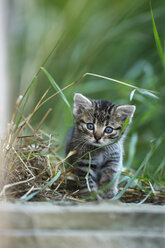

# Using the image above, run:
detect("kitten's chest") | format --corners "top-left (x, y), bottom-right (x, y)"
top-left (79, 152), bottom-right (104, 168)
top-left (79, 147), bottom-right (121, 169)
top-left (91, 153), bottom-right (104, 167)
top-left (87, 152), bottom-right (106, 169)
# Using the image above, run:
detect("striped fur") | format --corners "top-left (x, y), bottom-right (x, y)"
top-left (66, 93), bottom-right (135, 199)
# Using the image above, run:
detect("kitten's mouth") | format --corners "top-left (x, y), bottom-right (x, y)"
top-left (93, 141), bottom-right (102, 146)
top-left (88, 139), bottom-right (103, 146)
top-left (94, 140), bottom-right (100, 144)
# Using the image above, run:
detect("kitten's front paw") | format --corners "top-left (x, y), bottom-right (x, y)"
top-left (101, 187), bottom-right (118, 199)
top-left (78, 188), bottom-right (98, 200)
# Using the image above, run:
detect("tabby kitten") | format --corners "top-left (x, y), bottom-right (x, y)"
top-left (66, 93), bottom-right (136, 199)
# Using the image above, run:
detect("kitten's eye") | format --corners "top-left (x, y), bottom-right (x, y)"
top-left (104, 126), bottom-right (113, 134)
top-left (86, 123), bottom-right (95, 131)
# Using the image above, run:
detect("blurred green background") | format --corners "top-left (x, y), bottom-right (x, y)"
top-left (8, 0), bottom-right (165, 183)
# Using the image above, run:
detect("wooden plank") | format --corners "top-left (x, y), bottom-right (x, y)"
top-left (0, 201), bottom-right (165, 248)
top-left (1, 230), bottom-right (165, 248)
top-left (0, 201), bottom-right (165, 231)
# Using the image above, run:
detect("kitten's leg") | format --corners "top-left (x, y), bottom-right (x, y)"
top-left (75, 165), bottom-right (98, 198)
top-left (99, 164), bottom-right (120, 199)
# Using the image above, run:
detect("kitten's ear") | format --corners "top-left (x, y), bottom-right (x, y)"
top-left (73, 93), bottom-right (92, 116)
top-left (116, 105), bottom-right (136, 120)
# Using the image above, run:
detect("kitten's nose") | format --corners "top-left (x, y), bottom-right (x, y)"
top-left (94, 134), bottom-right (101, 142)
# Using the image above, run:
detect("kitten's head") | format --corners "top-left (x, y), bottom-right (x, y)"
top-left (73, 93), bottom-right (136, 147)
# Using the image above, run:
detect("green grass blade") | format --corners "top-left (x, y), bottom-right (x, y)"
top-left (112, 134), bottom-right (164, 200)
top-left (148, 180), bottom-right (155, 194)
top-left (15, 75), bottom-right (37, 129)
top-left (21, 170), bottom-right (61, 202)
top-left (119, 117), bottom-right (130, 138)
top-left (137, 191), bottom-right (152, 205)
top-left (154, 157), bottom-right (165, 176)
top-left (85, 152), bottom-right (92, 192)
top-left (41, 67), bottom-right (71, 109)
top-left (119, 175), bottom-right (130, 184)
top-left (85, 72), bottom-right (159, 95)
top-left (150, 5), bottom-right (165, 69)
top-left (130, 88), bottom-right (159, 100)
top-left (112, 161), bottom-right (147, 200)
top-left (126, 133), bottom-right (138, 168)
top-left (137, 89), bottom-right (159, 99)
top-left (130, 89), bottom-right (136, 101)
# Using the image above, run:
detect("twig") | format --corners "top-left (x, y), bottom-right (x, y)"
top-left (0, 176), bottom-right (35, 197)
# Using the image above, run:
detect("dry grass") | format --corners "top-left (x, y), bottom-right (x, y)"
top-left (0, 92), bottom-right (82, 204)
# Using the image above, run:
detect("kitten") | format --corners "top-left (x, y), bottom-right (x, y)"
top-left (65, 93), bottom-right (136, 199)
